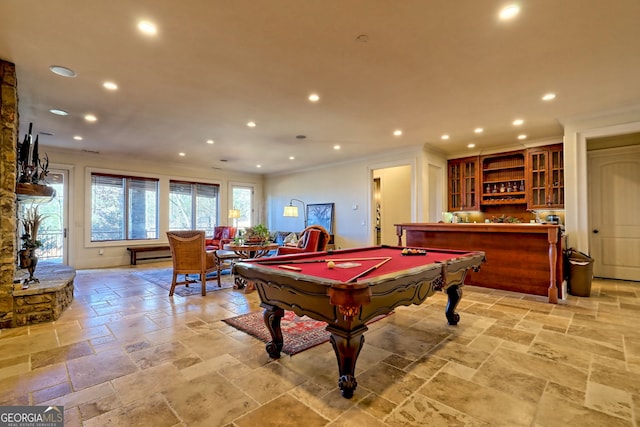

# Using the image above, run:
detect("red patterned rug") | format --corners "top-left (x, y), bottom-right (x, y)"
top-left (223, 311), bottom-right (391, 355)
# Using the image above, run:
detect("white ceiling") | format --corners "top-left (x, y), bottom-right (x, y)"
top-left (1, 0), bottom-right (639, 175)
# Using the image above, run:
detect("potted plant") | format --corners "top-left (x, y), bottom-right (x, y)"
top-left (19, 206), bottom-right (46, 274)
top-left (243, 224), bottom-right (270, 244)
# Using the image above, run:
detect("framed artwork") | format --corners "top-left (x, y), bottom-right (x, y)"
top-left (307, 203), bottom-right (334, 234)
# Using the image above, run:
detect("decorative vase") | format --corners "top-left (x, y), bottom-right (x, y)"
top-left (18, 249), bottom-right (39, 283)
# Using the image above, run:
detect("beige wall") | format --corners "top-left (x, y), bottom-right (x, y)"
top-left (264, 147), bottom-right (443, 249)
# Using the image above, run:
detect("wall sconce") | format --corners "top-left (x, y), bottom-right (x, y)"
top-left (283, 198), bottom-right (307, 228)
top-left (228, 209), bottom-right (241, 227)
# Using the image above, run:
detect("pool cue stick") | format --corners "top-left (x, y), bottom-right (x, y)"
top-left (345, 257), bottom-right (392, 283)
top-left (278, 265), bottom-right (302, 271)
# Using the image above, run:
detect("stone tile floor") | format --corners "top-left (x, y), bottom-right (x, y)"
top-left (1, 262), bottom-right (639, 426)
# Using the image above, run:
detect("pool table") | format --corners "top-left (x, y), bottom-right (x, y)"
top-left (232, 245), bottom-right (485, 398)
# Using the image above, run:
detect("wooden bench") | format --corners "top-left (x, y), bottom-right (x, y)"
top-left (127, 245), bottom-right (171, 265)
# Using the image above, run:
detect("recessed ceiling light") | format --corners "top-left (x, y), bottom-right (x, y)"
top-left (474, 128), bottom-right (484, 134)
top-left (441, 134), bottom-right (450, 140)
top-left (84, 114), bottom-right (97, 122)
top-left (49, 109), bottom-right (68, 116)
top-left (468, 143), bottom-right (476, 148)
top-left (49, 65), bottom-right (76, 77)
top-left (179, 152), bottom-right (186, 157)
top-left (513, 119), bottom-right (524, 126)
top-left (206, 139), bottom-right (214, 144)
top-left (103, 81), bottom-right (118, 91)
top-left (73, 135), bottom-right (83, 141)
top-left (308, 94), bottom-right (320, 102)
top-left (499, 4), bottom-right (520, 20)
top-left (256, 164), bottom-right (262, 168)
top-left (247, 121), bottom-right (256, 128)
top-left (518, 134), bottom-right (527, 140)
top-left (393, 130), bottom-right (403, 136)
top-left (333, 145), bottom-right (341, 150)
top-left (542, 93), bottom-right (556, 101)
top-left (137, 20), bottom-right (158, 36)
top-left (289, 156), bottom-right (295, 160)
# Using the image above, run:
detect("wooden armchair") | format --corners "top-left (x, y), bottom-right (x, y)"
top-left (166, 230), bottom-right (217, 296)
top-left (205, 226), bottom-right (237, 250)
top-left (276, 225), bottom-right (331, 255)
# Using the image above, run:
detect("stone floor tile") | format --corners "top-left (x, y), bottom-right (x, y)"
top-left (31, 340), bottom-right (94, 369)
top-left (83, 393), bottom-right (179, 427)
top-left (66, 348), bottom-right (139, 390)
top-left (234, 394), bottom-right (328, 427)
top-left (418, 372), bottom-right (536, 426)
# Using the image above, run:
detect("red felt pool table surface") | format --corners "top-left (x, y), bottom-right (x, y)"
top-left (249, 246), bottom-right (478, 284)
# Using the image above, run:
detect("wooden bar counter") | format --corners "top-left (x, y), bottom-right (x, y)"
top-left (396, 223), bottom-right (564, 303)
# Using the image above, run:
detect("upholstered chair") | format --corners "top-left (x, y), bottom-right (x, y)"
top-left (166, 230), bottom-right (217, 296)
top-left (205, 226), bottom-right (237, 250)
top-left (276, 225), bottom-right (331, 255)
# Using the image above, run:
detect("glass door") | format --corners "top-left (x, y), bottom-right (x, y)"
top-left (231, 185), bottom-right (254, 229)
top-left (19, 169), bottom-right (68, 263)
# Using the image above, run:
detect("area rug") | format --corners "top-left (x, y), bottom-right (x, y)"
top-left (223, 311), bottom-right (391, 355)
top-left (134, 267), bottom-right (234, 296)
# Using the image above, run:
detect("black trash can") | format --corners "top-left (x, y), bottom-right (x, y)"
top-left (567, 249), bottom-right (594, 297)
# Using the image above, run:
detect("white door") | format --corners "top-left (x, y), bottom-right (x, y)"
top-left (588, 145), bottom-right (640, 281)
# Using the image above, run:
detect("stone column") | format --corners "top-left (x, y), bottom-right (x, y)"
top-left (0, 59), bottom-right (18, 328)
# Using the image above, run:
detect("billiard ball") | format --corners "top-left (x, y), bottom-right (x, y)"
top-left (327, 261), bottom-right (336, 269)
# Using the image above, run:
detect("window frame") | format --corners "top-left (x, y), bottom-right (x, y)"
top-left (89, 172), bottom-right (159, 243)
top-left (169, 179), bottom-right (220, 236)
top-left (86, 169), bottom-right (162, 247)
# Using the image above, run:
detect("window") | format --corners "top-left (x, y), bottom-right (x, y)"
top-left (91, 173), bottom-right (158, 241)
top-left (169, 181), bottom-right (219, 235)
top-left (231, 185), bottom-right (253, 228)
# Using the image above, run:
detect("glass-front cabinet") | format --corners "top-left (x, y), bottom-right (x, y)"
top-left (448, 156), bottom-right (479, 212)
top-left (527, 144), bottom-right (564, 209)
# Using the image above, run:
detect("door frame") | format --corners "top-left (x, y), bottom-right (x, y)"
top-left (48, 165), bottom-right (72, 265)
top-left (568, 119), bottom-right (640, 254)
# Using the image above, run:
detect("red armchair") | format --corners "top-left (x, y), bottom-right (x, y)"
top-left (205, 226), bottom-right (237, 250)
top-left (276, 225), bottom-right (330, 255)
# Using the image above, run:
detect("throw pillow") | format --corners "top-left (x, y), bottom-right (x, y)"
top-left (284, 232), bottom-right (298, 246)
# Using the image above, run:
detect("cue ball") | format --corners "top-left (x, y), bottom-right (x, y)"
top-left (327, 261), bottom-right (335, 269)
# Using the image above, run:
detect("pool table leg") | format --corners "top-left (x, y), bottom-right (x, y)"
top-left (445, 284), bottom-right (462, 325)
top-left (262, 305), bottom-right (285, 358)
top-left (328, 326), bottom-right (366, 399)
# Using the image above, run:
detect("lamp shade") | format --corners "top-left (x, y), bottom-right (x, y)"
top-left (228, 209), bottom-right (241, 219)
top-left (283, 205), bottom-right (299, 217)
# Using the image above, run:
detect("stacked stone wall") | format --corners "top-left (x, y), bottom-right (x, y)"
top-left (0, 59), bottom-right (18, 328)
top-left (13, 280), bottom-right (75, 327)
